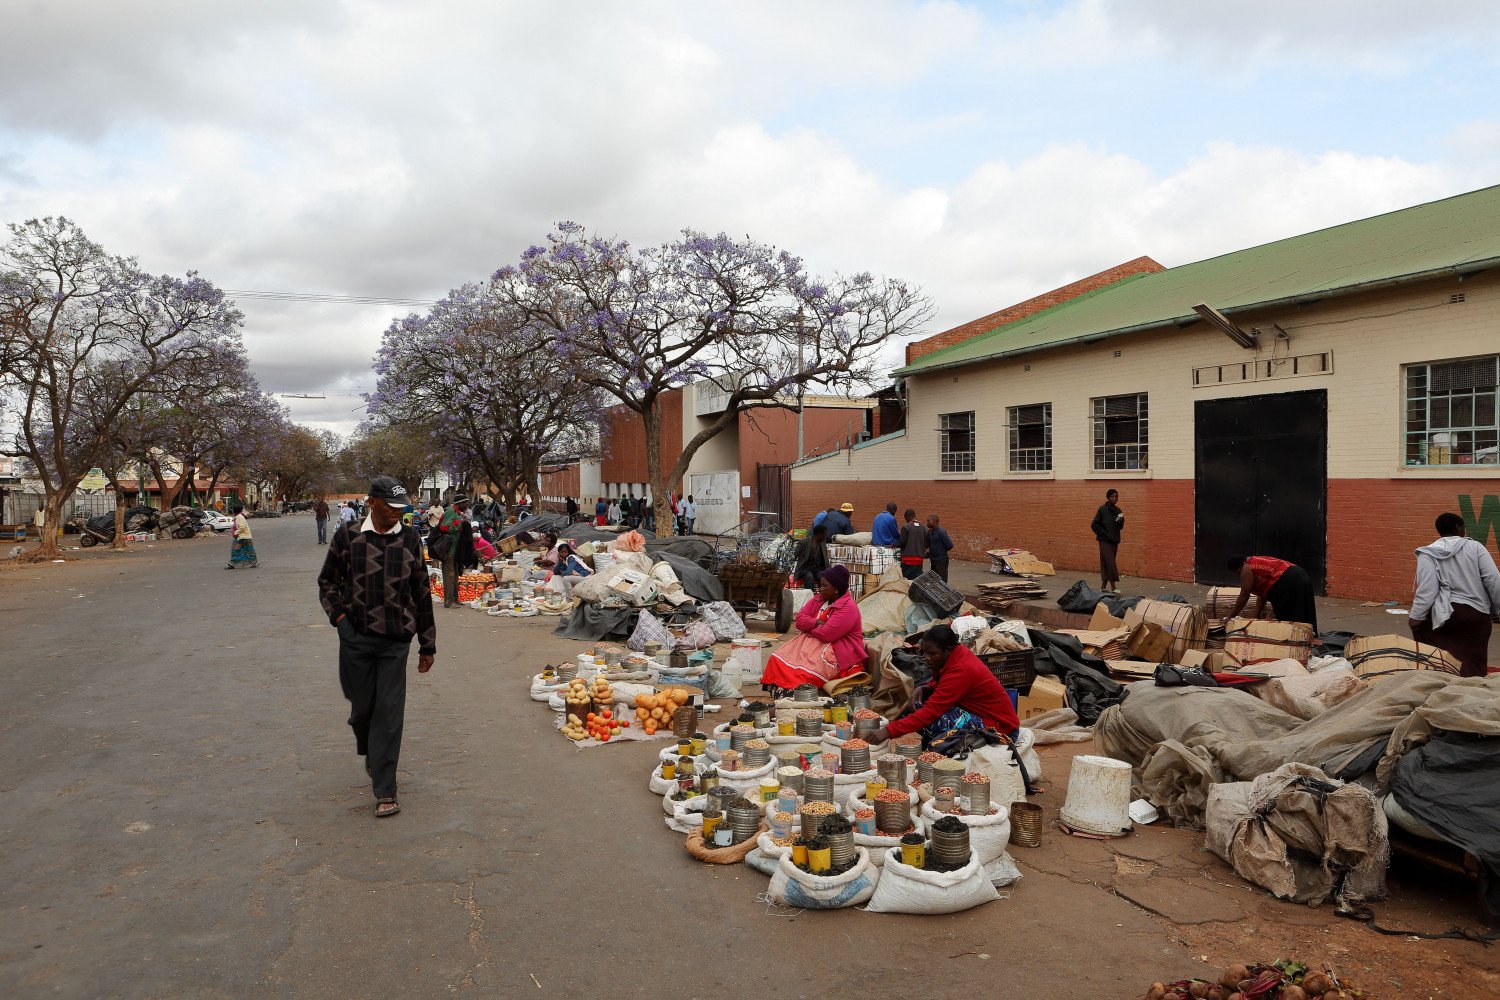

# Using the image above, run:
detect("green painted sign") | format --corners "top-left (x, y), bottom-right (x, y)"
top-left (1458, 494), bottom-right (1500, 551)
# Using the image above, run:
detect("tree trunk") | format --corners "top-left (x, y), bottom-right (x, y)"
top-left (35, 491), bottom-right (67, 560)
top-left (643, 400), bottom-right (666, 522)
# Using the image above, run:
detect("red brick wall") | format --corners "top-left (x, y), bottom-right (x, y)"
top-left (793, 477), bottom-right (1500, 602)
top-left (539, 463), bottom-right (580, 500)
top-left (905, 256), bottom-right (1165, 365)
top-left (738, 406), bottom-right (869, 518)
top-left (600, 391), bottom-right (683, 484)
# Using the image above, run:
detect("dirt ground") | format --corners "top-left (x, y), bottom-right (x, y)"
top-left (1, 518), bottom-right (1497, 999)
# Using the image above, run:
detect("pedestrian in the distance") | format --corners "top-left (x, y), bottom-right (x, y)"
top-left (594, 496), bottom-right (608, 527)
top-left (314, 497), bottom-right (330, 545)
top-left (683, 495), bottom-right (697, 535)
top-left (897, 507), bottom-right (927, 580)
top-left (926, 514), bottom-right (954, 582)
top-left (225, 509), bottom-right (258, 569)
top-left (1091, 488), bottom-right (1124, 593)
top-left (565, 496), bottom-right (579, 524)
top-left (1409, 511), bottom-right (1500, 677)
top-left (431, 495), bottom-right (472, 609)
top-left (339, 501), bottom-right (357, 529)
top-left (317, 476), bottom-right (436, 819)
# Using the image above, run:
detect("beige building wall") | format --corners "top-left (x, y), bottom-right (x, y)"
top-left (795, 269), bottom-right (1500, 485)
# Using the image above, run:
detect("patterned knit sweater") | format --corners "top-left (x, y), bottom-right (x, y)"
top-left (317, 523), bottom-right (437, 654)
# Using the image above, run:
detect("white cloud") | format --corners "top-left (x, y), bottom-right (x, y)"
top-left (1, 1), bottom-right (1494, 432)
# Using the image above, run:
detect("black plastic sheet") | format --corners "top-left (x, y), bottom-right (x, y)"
top-left (1392, 731), bottom-right (1500, 915)
top-left (1026, 628), bottom-right (1127, 725)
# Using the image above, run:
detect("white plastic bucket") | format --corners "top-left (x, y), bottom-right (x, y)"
top-left (1059, 755), bottom-right (1133, 836)
top-left (726, 639), bottom-right (762, 689)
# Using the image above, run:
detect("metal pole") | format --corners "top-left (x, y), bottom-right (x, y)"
top-left (796, 309), bottom-right (805, 461)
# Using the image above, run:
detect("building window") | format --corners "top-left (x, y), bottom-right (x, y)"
top-left (1092, 393), bottom-right (1149, 470)
top-left (939, 411), bottom-right (975, 473)
top-left (1008, 403), bottom-right (1052, 472)
top-left (1405, 355), bottom-right (1499, 466)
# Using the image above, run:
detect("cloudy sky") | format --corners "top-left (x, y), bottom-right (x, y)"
top-left (4, 0), bottom-right (1498, 433)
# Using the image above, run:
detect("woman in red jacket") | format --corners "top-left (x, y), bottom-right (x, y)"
top-left (761, 566), bottom-right (866, 693)
top-left (872, 624), bottom-right (1019, 744)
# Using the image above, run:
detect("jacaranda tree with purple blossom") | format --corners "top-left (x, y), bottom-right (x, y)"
top-left (0, 217), bottom-right (246, 559)
top-left (491, 223), bottom-right (932, 513)
top-left (369, 282), bottom-right (602, 504)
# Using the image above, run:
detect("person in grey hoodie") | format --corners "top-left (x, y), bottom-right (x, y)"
top-left (1409, 511), bottom-right (1500, 677)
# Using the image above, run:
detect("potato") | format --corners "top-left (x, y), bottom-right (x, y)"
top-left (1189, 982), bottom-right (1210, 999)
top-left (1145, 985), bottom-right (1167, 1000)
top-left (1280, 988), bottom-right (1306, 1000)
top-left (1219, 967), bottom-right (1250, 990)
top-left (1301, 974), bottom-right (1331, 996)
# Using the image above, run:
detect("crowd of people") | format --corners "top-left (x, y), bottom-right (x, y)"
top-left (799, 500), bottom-right (955, 585)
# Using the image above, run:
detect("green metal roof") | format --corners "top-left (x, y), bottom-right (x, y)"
top-left (897, 183), bottom-right (1500, 376)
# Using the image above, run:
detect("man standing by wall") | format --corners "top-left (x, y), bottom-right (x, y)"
top-left (926, 513), bottom-right (954, 582)
top-left (897, 508), bottom-right (927, 580)
top-left (683, 495), bottom-right (697, 536)
top-left (872, 501), bottom-right (900, 548)
top-left (317, 476), bottom-right (436, 819)
top-left (314, 496), bottom-right (330, 545)
top-left (1409, 511), bottom-right (1500, 677)
top-left (1090, 489), bottom-right (1124, 594)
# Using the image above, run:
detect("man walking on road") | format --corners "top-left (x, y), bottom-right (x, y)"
top-left (317, 476), bottom-right (436, 819)
top-left (313, 497), bottom-right (329, 544)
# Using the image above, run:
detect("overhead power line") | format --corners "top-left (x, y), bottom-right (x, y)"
top-left (224, 289), bottom-right (438, 307)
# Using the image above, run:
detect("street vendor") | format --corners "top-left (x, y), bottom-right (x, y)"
top-left (1225, 554), bottom-right (1319, 632)
top-left (871, 624), bottom-right (1019, 744)
top-left (761, 565), bottom-right (866, 692)
top-left (792, 522), bottom-right (830, 590)
top-left (822, 501), bottom-right (855, 539)
top-left (537, 531), bottom-right (560, 568)
top-left (548, 543), bottom-right (592, 601)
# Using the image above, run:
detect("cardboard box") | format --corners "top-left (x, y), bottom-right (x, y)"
top-left (1224, 618), bottom-right (1314, 665)
top-left (1017, 674), bottom-right (1066, 720)
top-left (1122, 599), bottom-right (1208, 663)
top-left (1057, 626), bottom-right (1130, 659)
top-left (1106, 659), bottom-right (1158, 680)
top-left (1178, 648), bottom-right (1234, 671)
top-left (609, 568), bottom-right (654, 601)
top-left (1126, 621), bottom-right (1174, 663)
top-left (1344, 633), bottom-right (1460, 676)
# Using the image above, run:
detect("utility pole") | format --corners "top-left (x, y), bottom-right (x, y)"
top-left (796, 307), bottom-right (805, 461)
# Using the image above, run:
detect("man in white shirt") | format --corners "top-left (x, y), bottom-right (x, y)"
top-left (683, 495), bottom-right (696, 535)
top-left (339, 502), bottom-right (357, 528)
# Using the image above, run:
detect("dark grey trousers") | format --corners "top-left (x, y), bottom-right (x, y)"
top-left (441, 553), bottom-right (458, 607)
top-left (337, 619), bottom-right (411, 799)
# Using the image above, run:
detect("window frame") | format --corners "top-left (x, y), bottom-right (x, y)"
top-left (1090, 392), bottom-right (1149, 472)
top-left (1007, 402), bottom-right (1052, 473)
top-left (1403, 354), bottom-right (1499, 468)
top-left (938, 410), bottom-right (976, 474)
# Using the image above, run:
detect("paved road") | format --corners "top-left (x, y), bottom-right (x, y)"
top-left (1, 517), bottom-right (1207, 998)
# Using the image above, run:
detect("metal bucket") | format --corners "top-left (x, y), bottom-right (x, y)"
top-left (877, 754), bottom-right (908, 791)
top-left (928, 822), bottom-right (972, 867)
top-left (742, 741), bottom-right (771, 769)
top-left (1010, 801), bottom-right (1043, 848)
top-left (852, 717), bottom-right (881, 742)
top-left (932, 758), bottom-right (965, 792)
top-left (776, 766), bottom-right (804, 795)
top-left (840, 744), bottom-right (872, 775)
top-left (794, 712), bottom-right (823, 738)
top-left (802, 770), bottom-right (834, 803)
top-left (917, 754), bottom-right (944, 787)
top-left (962, 777), bottom-right (991, 816)
top-left (826, 826), bottom-right (856, 869)
top-left (729, 725), bottom-right (756, 753)
top-left (727, 801), bottom-right (762, 844)
top-left (874, 799), bottom-right (912, 836)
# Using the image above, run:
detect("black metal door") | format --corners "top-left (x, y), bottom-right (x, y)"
top-left (756, 463), bottom-right (791, 531)
top-left (1195, 389), bottom-right (1327, 592)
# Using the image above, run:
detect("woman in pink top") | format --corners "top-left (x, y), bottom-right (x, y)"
top-left (761, 565), bottom-right (866, 692)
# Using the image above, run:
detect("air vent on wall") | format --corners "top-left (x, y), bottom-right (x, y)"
top-left (1450, 292), bottom-right (1467, 304)
top-left (1112, 350), bottom-right (1122, 358)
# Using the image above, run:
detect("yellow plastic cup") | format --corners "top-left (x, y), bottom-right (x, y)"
top-left (690, 736), bottom-right (706, 755)
top-left (900, 842), bottom-right (925, 867)
top-left (702, 813), bottom-right (721, 837)
top-left (662, 759), bottom-right (676, 780)
top-left (792, 843), bottom-right (808, 866)
top-left (865, 779), bottom-right (887, 801)
top-left (822, 706), bottom-right (834, 724)
top-left (832, 705), bottom-right (849, 723)
top-left (760, 781), bottom-right (779, 803)
top-left (808, 846), bottom-right (832, 874)
top-left (778, 720), bottom-right (795, 736)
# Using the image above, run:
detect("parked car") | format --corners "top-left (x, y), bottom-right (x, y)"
top-left (200, 511), bottom-right (235, 533)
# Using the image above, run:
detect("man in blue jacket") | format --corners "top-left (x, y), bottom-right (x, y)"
top-left (872, 501), bottom-right (900, 547)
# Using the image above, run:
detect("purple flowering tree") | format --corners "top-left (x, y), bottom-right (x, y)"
top-left (492, 223), bottom-right (932, 513)
top-left (368, 282), bottom-right (603, 504)
top-left (0, 217), bottom-right (245, 559)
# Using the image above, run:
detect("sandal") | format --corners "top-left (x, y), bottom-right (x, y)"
top-left (375, 797), bottom-right (400, 818)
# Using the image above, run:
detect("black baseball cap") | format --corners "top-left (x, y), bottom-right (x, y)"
top-left (369, 477), bottom-right (408, 502)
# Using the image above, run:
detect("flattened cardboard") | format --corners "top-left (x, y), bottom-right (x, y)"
top-left (1088, 604), bottom-right (1125, 631)
top-left (1344, 633), bottom-right (1461, 676)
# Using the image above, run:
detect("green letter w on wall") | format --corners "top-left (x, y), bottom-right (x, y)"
top-left (1459, 494), bottom-right (1500, 552)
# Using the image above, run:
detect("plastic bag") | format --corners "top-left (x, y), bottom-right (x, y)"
top-left (699, 601), bottom-right (748, 641)
top-left (744, 848), bottom-right (779, 877)
top-left (866, 850), bottom-right (1000, 914)
top-left (627, 610), bottom-right (674, 652)
top-left (676, 620), bottom-right (717, 651)
top-left (767, 849), bottom-right (878, 909)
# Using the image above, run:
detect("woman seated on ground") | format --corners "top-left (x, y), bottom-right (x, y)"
top-left (537, 531), bottom-right (560, 568)
top-left (472, 532), bottom-right (498, 561)
top-left (548, 543), bottom-right (592, 600)
top-left (871, 624), bottom-right (1019, 745)
top-left (761, 566), bottom-right (866, 694)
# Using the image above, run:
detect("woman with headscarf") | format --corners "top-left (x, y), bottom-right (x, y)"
top-left (225, 509), bottom-right (258, 570)
top-left (761, 565), bottom-right (866, 693)
top-left (870, 624), bottom-right (1019, 745)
